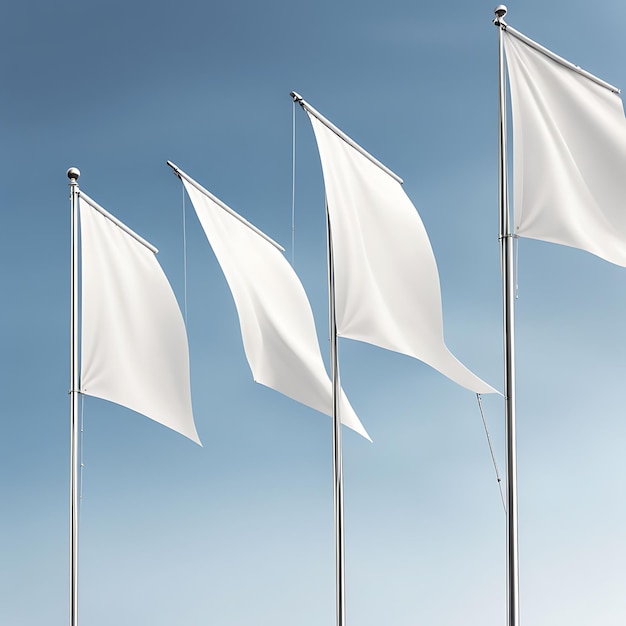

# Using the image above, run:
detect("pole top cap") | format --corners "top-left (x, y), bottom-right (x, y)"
top-left (494, 5), bottom-right (507, 19)
top-left (67, 167), bottom-right (80, 181)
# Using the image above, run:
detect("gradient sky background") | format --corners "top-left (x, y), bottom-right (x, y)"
top-left (2, 1), bottom-right (626, 625)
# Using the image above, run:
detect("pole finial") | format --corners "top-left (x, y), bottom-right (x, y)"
top-left (494, 5), bottom-right (507, 22)
top-left (67, 167), bottom-right (80, 181)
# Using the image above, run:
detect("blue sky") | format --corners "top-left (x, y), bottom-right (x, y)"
top-left (2, 1), bottom-right (626, 625)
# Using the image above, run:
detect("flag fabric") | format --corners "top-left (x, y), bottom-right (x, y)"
top-left (503, 28), bottom-right (626, 267)
top-left (307, 112), bottom-right (496, 395)
top-left (179, 172), bottom-right (369, 440)
top-left (79, 193), bottom-right (201, 445)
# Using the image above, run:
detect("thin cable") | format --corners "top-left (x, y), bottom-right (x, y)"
top-left (79, 393), bottom-right (85, 518)
top-left (181, 180), bottom-right (188, 324)
top-left (514, 235), bottom-right (519, 300)
top-left (476, 393), bottom-right (506, 513)
top-left (291, 99), bottom-right (296, 267)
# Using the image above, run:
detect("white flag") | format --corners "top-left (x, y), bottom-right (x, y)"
top-left (179, 171), bottom-right (369, 440)
top-left (80, 193), bottom-right (201, 445)
top-left (504, 29), bottom-right (626, 266)
top-left (307, 112), bottom-right (496, 395)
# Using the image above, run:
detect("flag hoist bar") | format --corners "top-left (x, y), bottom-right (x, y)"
top-left (497, 10), bottom-right (619, 93)
top-left (78, 191), bottom-right (158, 253)
top-left (290, 91), bottom-right (404, 184)
top-left (166, 160), bottom-right (284, 252)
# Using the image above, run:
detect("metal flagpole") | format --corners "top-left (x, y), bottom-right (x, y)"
top-left (68, 166), bottom-right (81, 626)
top-left (326, 202), bottom-right (346, 626)
top-left (291, 92), bottom-right (347, 625)
top-left (493, 6), bottom-right (520, 626)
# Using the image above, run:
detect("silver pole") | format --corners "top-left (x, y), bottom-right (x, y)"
top-left (326, 202), bottom-right (346, 626)
top-left (494, 6), bottom-right (520, 626)
top-left (291, 92), bottom-right (347, 624)
top-left (67, 166), bottom-right (81, 626)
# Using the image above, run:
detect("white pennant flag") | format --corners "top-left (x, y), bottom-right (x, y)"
top-left (307, 112), bottom-right (496, 395)
top-left (504, 29), bottom-right (626, 266)
top-left (80, 193), bottom-right (201, 445)
top-left (178, 170), bottom-right (369, 440)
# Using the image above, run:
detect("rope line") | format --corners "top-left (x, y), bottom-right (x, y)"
top-left (181, 180), bottom-right (188, 324)
top-left (476, 393), bottom-right (506, 513)
top-left (79, 393), bottom-right (85, 519)
top-left (291, 99), bottom-right (297, 267)
top-left (514, 234), bottom-right (519, 300)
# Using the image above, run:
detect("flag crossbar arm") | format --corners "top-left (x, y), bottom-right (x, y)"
top-left (167, 161), bottom-right (285, 252)
top-left (78, 191), bottom-right (158, 254)
top-left (503, 22), bottom-right (620, 94)
top-left (290, 92), bottom-right (404, 184)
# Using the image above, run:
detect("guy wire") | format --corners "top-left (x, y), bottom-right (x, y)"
top-left (476, 393), bottom-right (506, 513)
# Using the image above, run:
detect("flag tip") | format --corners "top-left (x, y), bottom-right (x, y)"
top-left (67, 167), bottom-right (80, 181)
top-left (166, 161), bottom-right (181, 178)
top-left (494, 5), bottom-right (507, 21)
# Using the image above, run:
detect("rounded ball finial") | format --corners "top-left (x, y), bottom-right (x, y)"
top-left (67, 167), bottom-right (81, 181)
top-left (494, 5), bottom-right (507, 19)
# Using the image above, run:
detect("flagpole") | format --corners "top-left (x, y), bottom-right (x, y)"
top-left (67, 166), bottom-right (81, 626)
top-left (326, 202), bottom-right (346, 626)
top-left (292, 91), bottom-right (347, 625)
top-left (494, 6), bottom-right (520, 626)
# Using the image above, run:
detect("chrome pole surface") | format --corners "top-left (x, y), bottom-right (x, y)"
top-left (494, 6), bottom-right (520, 626)
top-left (326, 203), bottom-right (346, 626)
top-left (68, 166), bottom-right (81, 626)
